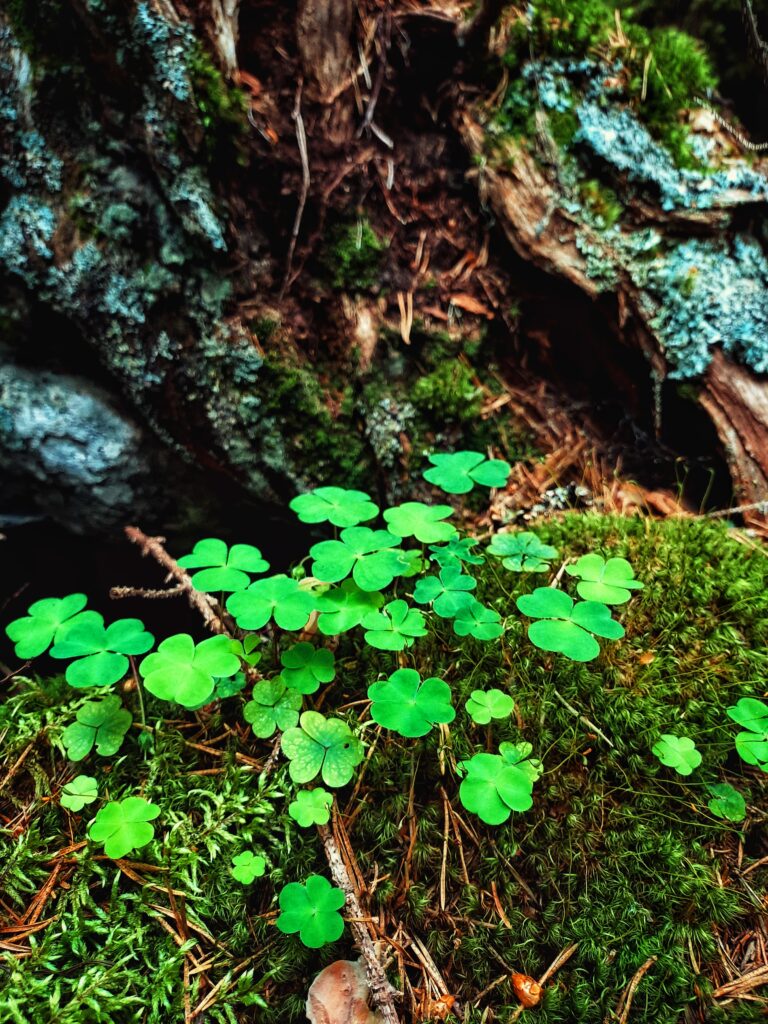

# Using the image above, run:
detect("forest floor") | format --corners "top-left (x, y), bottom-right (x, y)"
top-left (1, 506), bottom-right (767, 1024)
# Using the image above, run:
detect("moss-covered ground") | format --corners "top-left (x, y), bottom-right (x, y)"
top-left (1, 514), bottom-right (767, 1023)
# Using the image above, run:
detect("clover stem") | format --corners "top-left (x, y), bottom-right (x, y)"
top-left (129, 655), bottom-right (147, 731)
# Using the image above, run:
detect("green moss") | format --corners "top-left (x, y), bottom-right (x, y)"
top-left (2, 515), bottom-right (765, 1022)
top-left (187, 41), bottom-right (248, 159)
top-left (320, 218), bottom-right (386, 292)
top-left (578, 178), bottom-right (623, 228)
top-left (503, 0), bottom-right (717, 166)
top-left (412, 359), bottom-right (483, 423)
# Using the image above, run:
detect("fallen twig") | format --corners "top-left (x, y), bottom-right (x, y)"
top-left (118, 527), bottom-right (230, 635)
top-left (614, 956), bottom-right (657, 1023)
top-left (319, 807), bottom-right (401, 1024)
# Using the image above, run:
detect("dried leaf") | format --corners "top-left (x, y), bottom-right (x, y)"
top-left (306, 959), bottom-right (382, 1024)
top-left (449, 293), bottom-right (494, 318)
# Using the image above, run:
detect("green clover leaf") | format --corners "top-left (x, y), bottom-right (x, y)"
top-left (289, 486), bottom-right (379, 527)
top-left (315, 580), bottom-right (385, 635)
top-left (62, 695), bottom-right (132, 761)
top-left (707, 783), bottom-right (746, 822)
top-left (88, 796), bottom-right (160, 859)
top-left (280, 642), bottom-right (335, 695)
top-left (231, 851), bottom-right (266, 884)
top-left (452, 598), bottom-right (503, 640)
top-left (50, 614), bottom-right (154, 688)
top-left (361, 599), bottom-right (427, 651)
top-left (430, 536), bottom-right (485, 570)
top-left (458, 743), bottom-right (541, 825)
top-left (177, 538), bottom-right (269, 593)
top-left (309, 528), bottom-right (406, 592)
top-left (651, 734), bottom-right (702, 776)
top-left (227, 574), bottom-right (317, 631)
top-left (413, 565), bottom-right (476, 618)
top-left (367, 668), bottom-right (455, 738)
top-left (516, 588), bottom-right (623, 662)
top-left (727, 698), bottom-right (768, 767)
top-left (213, 672), bottom-right (248, 700)
top-left (288, 788), bottom-right (333, 827)
top-left (465, 689), bottom-right (514, 725)
top-left (276, 875), bottom-right (345, 948)
top-left (281, 711), bottom-right (364, 787)
top-left (5, 593), bottom-right (88, 659)
top-left (423, 450), bottom-right (511, 494)
top-left (60, 774), bottom-right (99, 812)
top-left (565, 554), bottom-right (644, 605)
top-left (139, 634), bottom-right (240, 708)
top-left (488, 532), bottom-right (558, 572)
top-left (243, 678), bottom-right (302, 738)
top-left (383, 502), bottom-right (457, 544)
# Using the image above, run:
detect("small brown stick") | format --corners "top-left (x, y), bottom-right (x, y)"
top-left (318, 812), bottom-right (401, 1024)
top-left (280, 79), bottom-right (310, 300)
top-left (120, 527), bottom-right (230, 634)
top-left (713, 963), bottom-right (768, 999)
top-left (614, 956), bottom-right (657, 1023)
top-left (551, 688), bottom-right (615, 748)
top-left (111, 584), bottom-right (186, 600)
top-left (0, 740), bottom-right (36, 793)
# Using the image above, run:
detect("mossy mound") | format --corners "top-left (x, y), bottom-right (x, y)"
top-left (1, 514), bottom-right (766, 1022)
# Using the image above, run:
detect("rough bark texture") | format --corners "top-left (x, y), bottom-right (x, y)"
top-left (1, 0), bottom-right (768, 533)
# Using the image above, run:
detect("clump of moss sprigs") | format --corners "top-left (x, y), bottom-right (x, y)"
top-left (411, 359), bottom-right (483, 423)
top-left (320, 218), bottom-right (387, 292)
top-left (504, 0), bottom-right (717, 166)
top-left (2, 514), bottom-right (766, 1022)
top-left (187, 41), bottom-right (249, 162)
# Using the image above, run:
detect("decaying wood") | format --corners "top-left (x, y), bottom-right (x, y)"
top-left (208, 0), bottom-right (241, 77)
top-left (457, 112), bottom-right (768, 529)
top-left (297, 0), bottom-right (355, 102)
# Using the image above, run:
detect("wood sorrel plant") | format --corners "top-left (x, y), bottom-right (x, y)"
top-left (4, 451), bottom-right (659, 951)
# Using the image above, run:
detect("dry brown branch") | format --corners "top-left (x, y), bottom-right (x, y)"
top-left (318, 809), bottom-right (401, 1024)
top-left (120, 526), bottom-right (230, 634)
top-left (614, 956), bottom-right (657, 1023)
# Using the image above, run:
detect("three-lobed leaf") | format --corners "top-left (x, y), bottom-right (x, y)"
top-left (290, 486), bottom-right (379, 528)
top-left (727, 698), bottom-right (768, 768)
top-left (62, 695), bottom-right (132, 761)
top-left (314, 580), bottom-right (385, 635)
top-left (88, 796), bottom-right (160, 859)
top-left (231, 851), bottom-right (266, 884)
top-left (243, 678), bottom-right (302, 738)
top-left (565, 554), bottom-right (643, 605)
top-left (368, 668), bottom-right (455, 738)
top-left (651, 734), bottom-right (702, 776)
top-left (280, 642), bottom-right (335, 695)
top-left (178, 538), bottom-right (269, 593)
top-left (361, 599), bottom-right (427, 651)
top-left (6, 593), bottom-right (88, 659)
top-left (707, 783), bottom-right (746, 822)
top-left (465, 689), bottom-right (514, 725)
top-left (383, 502), bottom-right (457, 544)
top-left (423, 450), bottom-right (511, 495)
top-left (281, 711), bottom-right (364, 787)
top-left (309, 528), bottom-right (406, 592)
top-left (452, 598), bottom-right (503, 641)
top-left (50, 613), bottom-right (154, 688)
top-left (227, 575), bottom-right (317, 631)
top-left (60, 774), bottom-right (99, 812)
top-left (140, 634), bottom-right (240, 708)
top-left (516, 588), bottom-right (623, 662)
top-left (288, 788), bottom-right (333, 827)
top-left (275, 875), bottom-right (345, 948)
top-left (459, 742), bottom-right (541, 825)
top-left (412, 565), bottom-right (476, 618)
top-left (488, 532), bottom-right (558, 572)
top-left (430, 536), bottom-right (485, 570)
